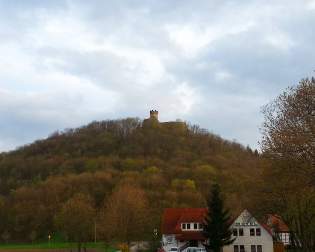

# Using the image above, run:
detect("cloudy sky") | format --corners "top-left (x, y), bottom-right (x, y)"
top-left (0, 0), bottom-right (314, 152)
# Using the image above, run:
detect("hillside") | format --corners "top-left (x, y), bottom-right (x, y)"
top-left (0, 112), bottom-right (264, 242)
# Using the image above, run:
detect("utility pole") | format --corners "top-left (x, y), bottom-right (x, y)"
top-left (94, 221), bottom-right (97, 243)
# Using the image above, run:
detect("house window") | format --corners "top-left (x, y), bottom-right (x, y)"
top-left (251, 245), bottom-right (256, 252)
top-left (250, 228), bottom-right (255, 236)
top-left (182, 223), bottom-right (186, 230)
top-left (256, 228), bottom-right (261, 236)
top-left (239, 228), bottom-right (244, 236)
top-left (233, 245), bottom-right (239, 252)
top-left (257, 245), bottom-right (262, 252)
top-left (187, 223), bottom-right (191, 230)
top-left (194, 223), bottom-right (198, 229)
top-left (233, 228), bottom-right (238, 236)
top-left (198, 223), bottom-right (203, 230)
top-left (239, 245), bottom-right (245, 252)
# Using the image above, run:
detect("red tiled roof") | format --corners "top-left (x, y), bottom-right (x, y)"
top-left (260, 222), bottom-right (273, 236)
top-left (161, 208), bottom-right (207, 234)
top-left (161, 208), bottom-right (274, 239)
top-left (266, 214), bottom-right (290, 232)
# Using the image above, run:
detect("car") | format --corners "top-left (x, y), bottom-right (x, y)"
top-left (169, 247), bottom-right (179, 252)
top-left (185, 247), bottom-right (206, 252)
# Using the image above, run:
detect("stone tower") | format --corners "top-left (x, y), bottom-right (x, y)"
top-left (150, 110), bottom-right (159, 120)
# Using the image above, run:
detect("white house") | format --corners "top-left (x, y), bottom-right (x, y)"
top-left (161, 208), bottom-right (274, 252)
top-left (223, 210), bottom-right (274, 252)
top-left (161, 208), bottom-right (207, 252)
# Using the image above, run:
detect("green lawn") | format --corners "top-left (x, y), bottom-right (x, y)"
top-left (0, 242), bottom-right (116, 251)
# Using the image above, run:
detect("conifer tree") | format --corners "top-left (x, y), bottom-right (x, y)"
top-left (203, 184), bottom-right (235, 252)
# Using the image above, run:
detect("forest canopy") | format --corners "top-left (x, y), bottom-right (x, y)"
top-left (0, 115), bottom-right (263, 242)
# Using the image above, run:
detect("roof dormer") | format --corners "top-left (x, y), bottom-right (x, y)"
top-left (181, 222), bottom-right (203, 231)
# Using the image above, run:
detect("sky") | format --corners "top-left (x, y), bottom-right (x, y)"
top-left (0, 0), bottom-right (314, 152)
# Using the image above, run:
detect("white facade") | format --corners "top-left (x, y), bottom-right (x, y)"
top-left (223, 210), bottom-right (274, 252)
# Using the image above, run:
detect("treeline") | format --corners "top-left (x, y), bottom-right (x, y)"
top-left (0, 117), bottom-right (263, 243)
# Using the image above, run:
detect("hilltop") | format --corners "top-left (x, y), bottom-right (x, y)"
top-left (0, 111), bottom-right (263, 241)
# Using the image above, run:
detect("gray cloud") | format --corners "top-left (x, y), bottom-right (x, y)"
top-left (0, 0), bottom-right (315, 152)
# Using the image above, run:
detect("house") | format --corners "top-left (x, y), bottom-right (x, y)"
top-left (161, 208), bottom-right (274, 252)
top-left (265, 214), bottom-right (290, 247)
top-left (223, 210), bottom-right (274, 252)
top-left (161, 208), bottom-right (207, 252)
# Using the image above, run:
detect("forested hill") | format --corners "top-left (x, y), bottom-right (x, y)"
top-left (0, 117), bottom-right (259, 195)
top-left (0, 116), bottom-right (264, 241)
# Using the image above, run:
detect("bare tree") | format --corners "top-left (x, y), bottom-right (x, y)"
top-left (261, 77), bottom-right (314, 180)
top-left (261, 77), bottom-right (315, 251)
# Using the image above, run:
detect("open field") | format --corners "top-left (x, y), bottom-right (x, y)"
top-left (0, 242), bottom-right (115, 252)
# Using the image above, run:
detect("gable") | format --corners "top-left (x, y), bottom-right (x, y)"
top-left (233, 210), bottom-right (258, 226)
top-left (232, 209), bottom-right (273, 236)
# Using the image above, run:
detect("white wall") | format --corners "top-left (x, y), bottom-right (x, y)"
top-left (223, 226), bottom-right (273, 252)
top-left (223, 210), bottom-right (274, 252)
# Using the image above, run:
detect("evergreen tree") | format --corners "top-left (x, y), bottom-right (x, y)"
top-left (203, 184), bottom-right (235, 252)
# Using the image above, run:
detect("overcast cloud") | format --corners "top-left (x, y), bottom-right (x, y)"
top-left (0, 0), bottom-right (314, 152)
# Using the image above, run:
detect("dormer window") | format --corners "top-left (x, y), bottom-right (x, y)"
top-left (181, 223), bottom-right (203, 231)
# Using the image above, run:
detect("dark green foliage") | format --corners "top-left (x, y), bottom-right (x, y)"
top-left (203, 184), bottom-right (235, 252)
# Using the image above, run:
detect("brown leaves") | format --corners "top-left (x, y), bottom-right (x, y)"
top-left (98, 184), bottom-right (150, 244)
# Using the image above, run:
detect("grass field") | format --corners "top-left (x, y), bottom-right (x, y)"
top-left (0, 242), bottom-right (116, 251)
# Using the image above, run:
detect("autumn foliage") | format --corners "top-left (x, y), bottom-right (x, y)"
top-left (0, 116), bottom-right (263, 243)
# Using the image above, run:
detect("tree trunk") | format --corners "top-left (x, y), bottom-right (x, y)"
top-left (78, 242), bottom-right (81, 252)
